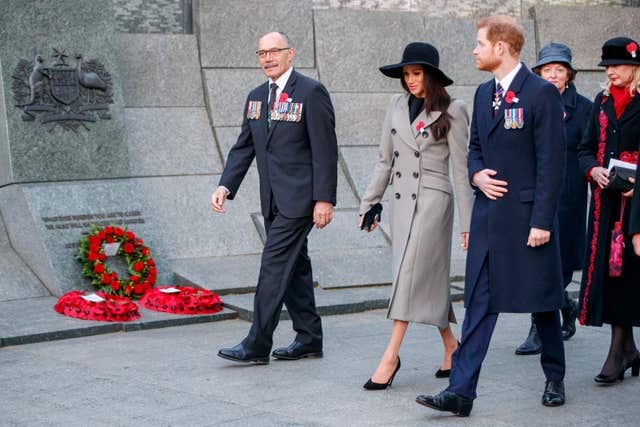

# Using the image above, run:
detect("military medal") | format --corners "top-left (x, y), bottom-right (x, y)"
top-left (504, 108), bottom-right (524, 129)
top-left (246, 100), bottom-right (262, 120)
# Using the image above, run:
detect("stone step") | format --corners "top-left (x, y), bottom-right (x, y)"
top-left (0, 296), bottom-right (237, 348)
top-left (222, 285), bottom-right (466, 322)
top-left (172, 248), bottom-right (466, 295)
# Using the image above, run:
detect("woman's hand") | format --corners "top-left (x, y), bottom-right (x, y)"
top-left (460, 232), bottom-right (469, 251)
top-left (590, 166), bottom-right (610, 189)
top-left (358, 215), bottom-right (378, 232)
top-left (622, 177), bottom-right (635, 198)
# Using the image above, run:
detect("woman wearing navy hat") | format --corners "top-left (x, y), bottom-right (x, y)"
top-left (515, 43), bottom-right (593, 356)
top-left (358, 42), bottom-right (473, 389)
top-left (578, 36), bottom-right (640, 384)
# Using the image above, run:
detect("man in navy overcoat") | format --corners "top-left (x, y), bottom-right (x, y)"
top-left (211, 32), bottom-right (338, 364)
top-left (416, 15), bottom-right (567, 416)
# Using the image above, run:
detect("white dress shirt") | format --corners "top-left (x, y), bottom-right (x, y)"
top-left (495, 62), bottom-right (522, 93)
top-left (268, 66), bottom-right (294, 104)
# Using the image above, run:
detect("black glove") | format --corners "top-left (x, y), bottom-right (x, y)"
top-left (360, 203), bottom-right (383, 231)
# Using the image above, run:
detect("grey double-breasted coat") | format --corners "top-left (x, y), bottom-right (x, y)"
top-left (360, 93), bottom-right (473, 327)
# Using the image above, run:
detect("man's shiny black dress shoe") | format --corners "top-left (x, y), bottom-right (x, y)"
top-left (515, 319), bottom-right (542, 355)
top-left (415, 390), bottom-right (473, 417)
top-left (217, 344), bottom-right (269, 365)
top-left (271, 341), bottom-right (323, 360)
top-left (363, 357), bottom-right (400, 390)
top-left (541, 380), bottom-right (565, 406)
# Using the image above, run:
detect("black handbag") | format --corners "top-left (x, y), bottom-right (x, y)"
top-left (605, 166), bottom-right (635, 192)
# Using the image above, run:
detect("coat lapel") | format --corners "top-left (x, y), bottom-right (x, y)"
top-left (396, 95), bottom-right (419, 151)
top-left (562, 84), bottom-right (577, 121)
top-left (411, 109), bottom-right (442, 140)
top-left (617, 93), bottom-right (640, 126)
top-left (267, 69), bottom-right (298, 144)
top-left (488, 65), bottom-right (529, 135)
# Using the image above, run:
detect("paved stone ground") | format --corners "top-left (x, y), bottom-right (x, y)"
top-left (1, 304), bottom-right (638, 426)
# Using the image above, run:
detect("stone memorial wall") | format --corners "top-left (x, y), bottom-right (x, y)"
top-left (1, 0), bottom-right (640, 303)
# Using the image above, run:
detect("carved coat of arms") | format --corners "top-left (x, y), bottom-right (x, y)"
top-left (12, 48), bottom-right (114, 131)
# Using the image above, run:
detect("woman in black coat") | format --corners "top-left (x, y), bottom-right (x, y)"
top-left (516, 43), bottom-right (592, 356)
top-left (577, 37), bottom-right (640, 384)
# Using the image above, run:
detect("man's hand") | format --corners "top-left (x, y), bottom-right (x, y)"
top-left (461, 232), bottom-right (469, 251)
top-left (211, 186), bottom-right (228, 213)
top-left (590, 166), bottom-right (610, 189)
top-left (633, 234), bottom-right (640, 256)
top-left (314, 201), bottom-right (333, 229)
top-left (472, 169), bottom-right (508, 200)
top-left (527, 227), bottom-right (550, 247)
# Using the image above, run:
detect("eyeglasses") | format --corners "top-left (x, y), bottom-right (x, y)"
top-left (256, 47), bottom-right (291, 58)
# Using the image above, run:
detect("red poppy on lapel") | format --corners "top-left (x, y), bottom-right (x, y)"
top-left (279, 92), bottom-right (289, 102)
top-left (505, 91), bottom-right (518, 104)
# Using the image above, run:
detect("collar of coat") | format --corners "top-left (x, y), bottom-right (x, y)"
top-left (396, 93), bottom-right (442, 150)
top-left (599, 88), bottom-right (640, 127)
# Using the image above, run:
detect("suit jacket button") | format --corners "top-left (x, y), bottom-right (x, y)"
top-left (413, 171), bottom-right (419, 178)
top-left (414, 151), bottom-right (420, 158)
top-left (395, 171), bottom-right (401, 178)
top-left (411, 193), bottom-right (416, 200)
top-left (394, 151), bottom-right (399, 157)
top-left (391, 128), bottom-right (397, 135)
top-left (395, 193), bottom-right (401, 199)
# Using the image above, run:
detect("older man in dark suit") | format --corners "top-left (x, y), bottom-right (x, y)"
top-left (416, 16), bottom-right (567, 416)
top-left (211, 32), bottom-right (338, 364)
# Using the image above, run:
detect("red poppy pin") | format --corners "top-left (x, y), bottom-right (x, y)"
top-left (627, 42), bottom-right (638, 58)
top-left (416, 121), bottom-right (427, 137)
top-left (279, 92), bottom-right (290, 103)
top-left (505, 91), bottom-right (519, 104)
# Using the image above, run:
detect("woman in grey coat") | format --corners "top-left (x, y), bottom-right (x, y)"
top-left (359, 42), bottom-right (473, 389)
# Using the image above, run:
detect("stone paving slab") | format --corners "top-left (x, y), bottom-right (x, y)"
top-left (0, 296), bottom-right (237, 347)
top-left (116, 34), bottom-right (204, 107)
top-left (3, 306), bottom-right (636, 426)
top-left (125, 107), bottom-right (222, 176)
top-left (533, 5), bottom-right (640, 71)
top-left (196, 0), bottom-right (315, 68)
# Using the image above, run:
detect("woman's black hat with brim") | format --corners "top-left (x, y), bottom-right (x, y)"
top-left (379, 42), bottom-right (454, 87)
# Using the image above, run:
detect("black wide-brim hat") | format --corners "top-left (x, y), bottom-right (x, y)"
top-left (379, 42), bottom-right (453, 87)
top-left (598, 36), bottom-right (640, 66)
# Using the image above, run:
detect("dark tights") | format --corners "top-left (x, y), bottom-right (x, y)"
top-left (600, 324), bottom-right (639, 376)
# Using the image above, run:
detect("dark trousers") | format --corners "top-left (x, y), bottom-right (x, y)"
top-left (242, 206), bottom-right (322, 355)
top-left (447, 257), bottom-right (565, 400)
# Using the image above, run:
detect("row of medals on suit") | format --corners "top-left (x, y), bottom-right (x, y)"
top-left (247, 99), bottom-right (303, 122)
top-left (503, 107), bottom-right (524, 129)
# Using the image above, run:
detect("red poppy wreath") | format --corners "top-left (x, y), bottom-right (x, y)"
top-left (77, 225), bottom-right (156, 299)
top-left (139, 286), bottom-right (223, 315)
top-left (54, 291), bottom-right (140, 322)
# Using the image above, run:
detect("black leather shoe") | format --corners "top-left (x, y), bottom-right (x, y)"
top-left (561, 294), bottom-right (578, 341)
top-left (217, 344), bottom-right (269, 365)
top-left (516, 319), bottom-right (542, 355)
top-left (271, 341), bottom-right (323, 360)
top-left (542, 380), bottom-right (565, 407)
top-left (416, 390), bottom-right (473, 417)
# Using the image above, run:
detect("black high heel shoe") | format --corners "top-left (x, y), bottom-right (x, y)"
top-left (594, 355), bottom-right (638, 384)
top-left (435, 340), bottom-right (460, 378)
top-left (363, 357), bottom-right (401, 390)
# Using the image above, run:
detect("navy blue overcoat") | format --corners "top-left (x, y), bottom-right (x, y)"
top-left (465, 65), bottom-right (566, 313)
top-left (557, 84), bottom-right (592, 284)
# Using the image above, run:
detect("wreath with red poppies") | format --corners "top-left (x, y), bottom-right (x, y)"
top-left (77, 225), bottom-right (156, 299)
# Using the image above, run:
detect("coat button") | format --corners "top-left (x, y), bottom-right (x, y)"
top-left (413, 171), bottom-right (419, 178)
top-left (414, 151), bottom-right (420, 158)
top-left (422, 131), bottom-right (429, 138)
top-left (395, 193), bottom-right (400, 199)
top-left (391, 128), bottom-right (397, 135)
top-left (612, 129), bottom-right (617, 133)
top-left (395, 171), bottom-right (401, 178)
top-left (394, 151), bottom-right (399, 157)
top-left (411, 193), bottom-right (416, 200)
